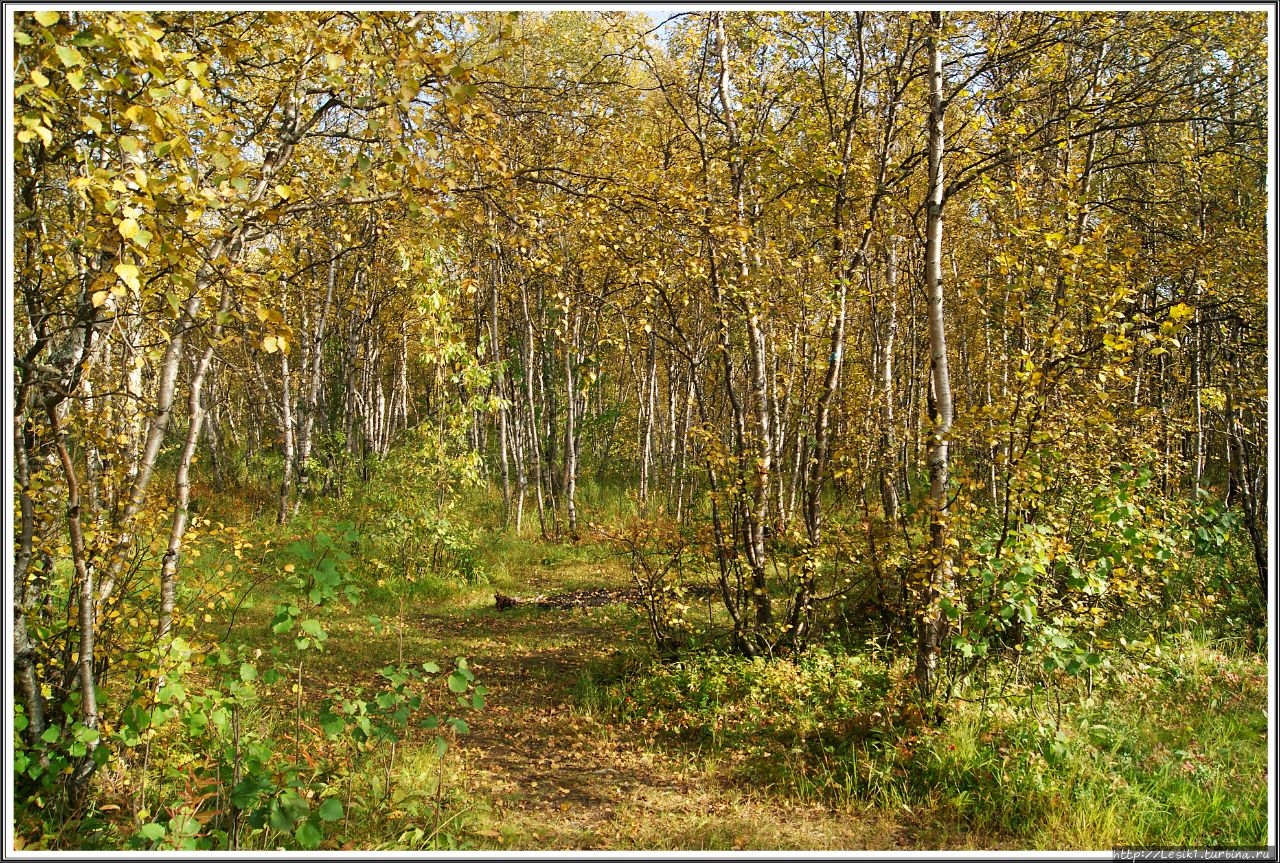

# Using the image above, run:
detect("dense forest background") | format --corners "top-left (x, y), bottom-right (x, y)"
top-left (9, 9), bottom-right (1271, 850)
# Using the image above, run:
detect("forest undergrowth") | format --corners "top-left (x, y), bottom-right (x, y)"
top-left (14, 469), bottom-right (1267, 851)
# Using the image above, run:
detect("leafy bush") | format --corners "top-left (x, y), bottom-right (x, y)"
top-left (606, 647), bottom-right (896, 756)
top-left (13, 530), bottom-right (485, 851)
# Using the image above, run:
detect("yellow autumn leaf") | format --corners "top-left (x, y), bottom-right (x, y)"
top-left (34, 10), bottom-right (59, 26)
top-left (91, 290), bottom-right (110, 308)
top-left (113, 263), bottom-right (140, 292)
top-left (274, 184), bottom-right (292, 200)
top-left (55, 45), bottom-right (85, 68)
top-left (118, 218), bottom-right (140, 240)
top-left (263, 335), bottom-right (279, 353)
top-left (29, 69), bottom-right (49, 88)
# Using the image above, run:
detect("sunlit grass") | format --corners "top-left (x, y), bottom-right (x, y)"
top-left (593, 628), bottom-right (1268, 849)
top-left (133, 477), bottom-right (1269, 852)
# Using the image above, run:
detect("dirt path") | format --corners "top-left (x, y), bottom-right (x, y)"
top-left (408, 594), bottom-right (904, 850)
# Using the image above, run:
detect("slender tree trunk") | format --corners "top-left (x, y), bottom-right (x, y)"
top-left (490, 279), bottom-right (512, 523)
top-left (520, 280), bottom-right (548, 538)
top-left (563, 309), bottom-right (579, 537)
top-left (157, 284), bottom-right (233, 639)
top-left (916, 10), bottom-right (956, 702)
top-left (1191, 286), bottom-right (1205, 497)
top-left (158, 347), bottom-right (214, 641)
top-left (46, 401), bottom-right (100, 803)
top-left (639, 329), bottom-right (657, 504)
top-left (295, 253), bottom-right (337, 513)
top-left (881, 235), bottom-right (902, 522)
top-left (714, 10), bottom-right (772, 634)
top-left (13, 413), bottom-right (45, 743)
top-left (277, 344), bottom-right (296, 525)
top-left (511, 388), bottom-right (527, 533)
top-left (1225, 377), bottom-right (1267, 599)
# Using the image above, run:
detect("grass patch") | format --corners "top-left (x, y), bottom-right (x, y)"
top-left (60, 477), bottom-right (1263, 853)
top-left (594, 631), bottom-right (1268, 848)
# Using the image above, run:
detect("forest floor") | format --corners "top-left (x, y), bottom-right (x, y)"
top-left (213, 511), bottom-right (1267, 852)
top-left (412, 581), bottom-right (899, 850)
top-left (301, 545), bottom-right (1006, 850)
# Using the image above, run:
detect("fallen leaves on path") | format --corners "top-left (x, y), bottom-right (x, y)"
top-left (401, 584), bottom-right (893, 850)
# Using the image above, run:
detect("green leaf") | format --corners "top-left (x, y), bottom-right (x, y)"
top-left (269, 801), bottom-right (295, 834)
top-left (319, 710), bottom-right (345, 737)
top-left (295, 821), bottom-right (323, 849)
top-left (239, 662), bottom-right (257, 682)
top-left (313, 561), bottom-right (340, 587)
top-left (318, 798), bottom-right (343, 822)
top-left (300, 618), bottom-right (325, 638)
top-left (272, 615), bottom-right (294, 634)
top-left (447, 671), bottom-right (469, 694)
top-left (137, 823), bottom-right (166, 843)
top-left (231, 776), bottom-right (269, 809)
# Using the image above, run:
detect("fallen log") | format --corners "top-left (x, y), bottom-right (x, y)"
top-left (494, 584), bottom-right (717, 612)
top-left (494, 587), bottom-right (642, 611)
top-left (493, 592), bottom-right (549, 611)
